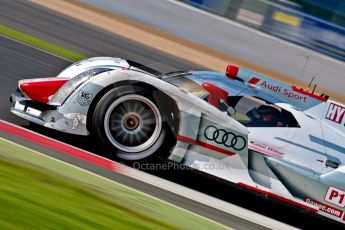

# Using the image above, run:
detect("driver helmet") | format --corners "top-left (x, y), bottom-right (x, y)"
top-left (255, 105), bottom-right (280, 122)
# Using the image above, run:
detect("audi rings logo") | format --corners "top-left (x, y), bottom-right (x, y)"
top-left (204, 125), bottom-right (246, 151)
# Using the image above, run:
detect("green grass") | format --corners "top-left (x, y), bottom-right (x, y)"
top-left (0, 138), bottom-right (228, 230)
top-left (0, 25), bottom-right (85, 61)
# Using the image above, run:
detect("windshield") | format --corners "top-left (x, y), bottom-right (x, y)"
top-left (225, 96), bottom-right (300, 128)
top-left (162, 73), bottom-right (207, 98)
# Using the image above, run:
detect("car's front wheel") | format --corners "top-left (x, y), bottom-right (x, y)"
top-left (91, 85), bottom-right (175, 161)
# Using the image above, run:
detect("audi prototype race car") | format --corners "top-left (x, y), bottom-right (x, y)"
top-left (10, 57), bottom-right (345, 224)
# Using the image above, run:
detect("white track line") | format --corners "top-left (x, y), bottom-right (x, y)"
top-left (0, 34), bottom-right (73, 62)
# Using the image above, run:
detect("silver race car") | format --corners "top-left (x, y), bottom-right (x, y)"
top-left (10, 57), bottom-right (345, 224)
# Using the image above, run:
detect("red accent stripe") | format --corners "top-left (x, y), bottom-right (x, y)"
top-left (176, 134), bottom-right (197, 144)
top-left (0, 121), bottom-right (119, 171)
top-left (176, 134), bottom-right (236, 156)
top-left (291, 86), bottom-right (328, 102)
top-left (238, 182), bottom-right (318, 212)
top-left (248, 77), bottom-right (260, 85)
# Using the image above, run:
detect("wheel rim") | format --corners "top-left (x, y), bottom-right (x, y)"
top-left (104, 94), bottom-right (162, 153)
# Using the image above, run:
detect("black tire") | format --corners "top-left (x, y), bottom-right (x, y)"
top-left (91, 85), bottom-right (176, 162)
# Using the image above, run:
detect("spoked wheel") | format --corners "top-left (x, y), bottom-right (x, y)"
top-left (104, 94), bottom-right (162, 153)
top-left (91, 85), bottom-right (176, 161)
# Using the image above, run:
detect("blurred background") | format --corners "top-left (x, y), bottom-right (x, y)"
top-left (80, 0), bottom-right (345, 99)
top-left (181, 0), bottom-right (345, 61)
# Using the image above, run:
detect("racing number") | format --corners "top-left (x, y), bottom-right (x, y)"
top-left (325, 187), bottom-right (345, 208)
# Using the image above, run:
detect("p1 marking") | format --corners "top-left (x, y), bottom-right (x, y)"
top-left (325, 186), bottom-right (345, 208)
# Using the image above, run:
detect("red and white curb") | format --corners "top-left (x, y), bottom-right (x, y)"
top-left (0, 120), bottom-right (299, 230)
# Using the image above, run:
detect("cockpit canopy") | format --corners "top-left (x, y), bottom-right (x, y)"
top-left (162, 72), bottom-right (300, 128)
top-left (225, 96), bottom-right (300, 128)
top-left (162, 72), bottom-right (208, 98)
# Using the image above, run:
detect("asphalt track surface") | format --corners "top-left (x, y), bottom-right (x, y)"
top-left (0, 0), bottom-right (342, 229)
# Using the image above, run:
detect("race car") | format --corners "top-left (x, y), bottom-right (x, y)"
top-left (10, 57), bottom-right (345, 224)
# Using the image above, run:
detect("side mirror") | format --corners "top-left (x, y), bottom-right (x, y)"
top-left (202, 83), bottom-right (228, 108)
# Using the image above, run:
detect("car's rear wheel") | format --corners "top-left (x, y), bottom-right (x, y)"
top-left (91, 85), bottom-right (176, 161)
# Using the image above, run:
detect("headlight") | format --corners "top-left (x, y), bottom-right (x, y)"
top-left (49, 68), bottom-right (109, 106)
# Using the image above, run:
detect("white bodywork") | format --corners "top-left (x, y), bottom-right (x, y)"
top-left (10, 57), bottom-right (345, 224)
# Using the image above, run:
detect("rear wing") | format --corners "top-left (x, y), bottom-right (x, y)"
top-left (225, 65), bottom-right (328, 111)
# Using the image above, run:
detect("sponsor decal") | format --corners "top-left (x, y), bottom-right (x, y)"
top-left (14, 101), bottom-right (25, 111)
top-left (203, 125), bottom-right (246, 151)
top-left (76, 90), bottom-right (93, 106)
top-left (249, 141), bottom-right (284, 158)
top-left (304, 197), bottom-right (343, 218)
top-left (26, 107), bottom-right (42, 117)
top-left (325, 103), bottom-right (345, 126)
top-left (260, 81), bottom-right (308, 102)
top-left (325, 186), bottom-right (345, 208)
top-left (71, 113), bottom-right (84, 130)
top-left (236, 8), bottom-right (264, 27)
top-left (272, 11), bottom-right (301, 27)
top-left (63, 113), bottom-right (86, 130)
